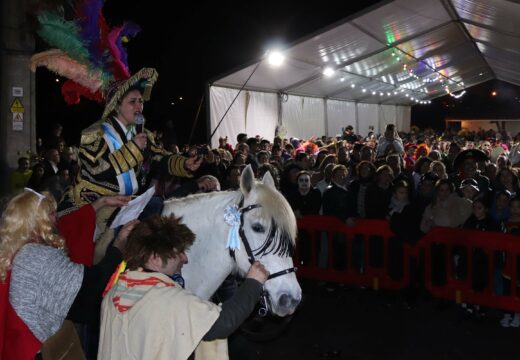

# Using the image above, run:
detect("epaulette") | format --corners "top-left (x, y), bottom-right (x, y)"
top-left (81, 120), bottom-right (104, 145)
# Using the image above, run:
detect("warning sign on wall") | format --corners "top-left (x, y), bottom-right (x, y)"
top-left (12, 112), bottom-right (23, 131)
top-left (10, 98), bottom-right (24, 113)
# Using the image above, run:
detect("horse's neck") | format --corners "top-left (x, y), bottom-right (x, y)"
top-left (170, 191), bottom-right (242, 300)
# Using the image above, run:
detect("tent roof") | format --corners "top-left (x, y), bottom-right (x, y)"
top-left (211, 0), bottom-right (520, 106)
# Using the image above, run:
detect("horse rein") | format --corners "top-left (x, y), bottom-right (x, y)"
top-left (229, 199), bottom-right (297, 316)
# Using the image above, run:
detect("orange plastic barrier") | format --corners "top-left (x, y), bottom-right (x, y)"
top-left (295, 216), bottom-right (413, 290)
top-left (419, 227), bottom-right (520, 313)
top-left (295, 216), bottom-right (520, 312)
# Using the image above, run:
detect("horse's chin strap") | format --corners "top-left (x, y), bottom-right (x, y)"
top-left (228, 198), bottom-right (297, 317)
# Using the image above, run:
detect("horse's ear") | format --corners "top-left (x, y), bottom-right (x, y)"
top-left (240, 165), bottom-right (255, 194)
top-left (262, 170), bottom-right (276, 190)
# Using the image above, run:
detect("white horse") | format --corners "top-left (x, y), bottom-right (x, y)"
top-left (162, 165), bottom-right (301, 317)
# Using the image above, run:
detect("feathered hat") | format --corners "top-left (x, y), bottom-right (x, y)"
top-left (30, 0), bottom-right (158, 119)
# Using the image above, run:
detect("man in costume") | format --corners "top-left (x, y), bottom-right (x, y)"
top-left (99, 215), bottom-right (269, 360)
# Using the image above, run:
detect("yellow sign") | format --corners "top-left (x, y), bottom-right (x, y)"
top-left (10, 97), bottom-right (24, 113)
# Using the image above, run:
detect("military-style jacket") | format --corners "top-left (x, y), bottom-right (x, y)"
top-left (58, 118), bottom-right (190, 214)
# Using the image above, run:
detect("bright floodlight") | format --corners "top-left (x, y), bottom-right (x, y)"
top-left (323, 67), bottom-right (335, 77)
top-left (267, 51), bottom-right (285, 66)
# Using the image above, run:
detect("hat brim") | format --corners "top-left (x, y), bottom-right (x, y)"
top-left (460, 184), bottom-right (479, 192)
top-left (453, 149), bottom-right (489, 169)
top-left (102, 68), bottom-right (158, 119)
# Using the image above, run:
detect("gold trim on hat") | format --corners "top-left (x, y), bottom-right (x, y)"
top-left (102, 68), bottom-right (158, 119)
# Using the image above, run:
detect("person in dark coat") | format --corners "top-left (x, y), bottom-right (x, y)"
top-left (289, 171), bottom-right (321, 217)
top-left (323, 165), bottom-right (356, 222)
top-left (323, 165), bottom-right (355, 270)
top-left (365, 165), bottom-right (394, 219)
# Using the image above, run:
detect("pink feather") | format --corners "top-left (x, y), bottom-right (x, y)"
top-left (30, 49), bottom-right (103, 92)
top-left (107, 26), bottom-right (131, 80)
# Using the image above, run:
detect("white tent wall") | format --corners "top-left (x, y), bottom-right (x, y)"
top-left (326, 100), bottom-right (357, 137)
top-left (209, 86), bottom-right (411, 145)
top-left (357, 103), bottom-right (380, 138)
top-left (380, 105), bottom-right (397, 134)
top-left (209, 86), bottom-right (278, 147)
top-left (396, 106), bottom-right (411, 133)
top-left (281, 95), bottom-right (326, 140)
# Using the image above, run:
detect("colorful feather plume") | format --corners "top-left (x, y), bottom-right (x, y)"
top-left (61, 80), bottom-right (103, 105)
top-left (30, 49), bottom-right (102, 92)
top-left (75, 0), bottom-right (107, 69)
top-left (33, 0), bottom-right (142, 106)
top-left (36, 11), bottom-right (91, 65)
top-left (102, 20), bottom-right (140, 81)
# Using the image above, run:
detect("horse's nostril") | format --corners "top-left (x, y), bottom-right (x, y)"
top-left (279, 293), bottom-right (301, 309)
top-left (279, 293), bottom-right (291, 308)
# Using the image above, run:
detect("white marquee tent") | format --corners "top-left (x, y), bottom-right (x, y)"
top-left (207, 0), bottom-right (520, 147)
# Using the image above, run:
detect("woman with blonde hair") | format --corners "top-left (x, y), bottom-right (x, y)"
top-left (0, 189), bottom-right (133, 359)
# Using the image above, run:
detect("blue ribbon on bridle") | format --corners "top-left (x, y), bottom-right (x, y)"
top-left (224, 205), bottom-right (241, 251)
top-left (223, 199), bottom-right (297, 317)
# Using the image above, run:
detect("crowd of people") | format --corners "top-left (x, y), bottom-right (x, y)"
top-left (5, 87), bottom-right (520, 355)
top-left (4, 4), bottom-right (520, 357)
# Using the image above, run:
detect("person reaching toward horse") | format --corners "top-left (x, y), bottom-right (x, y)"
top-left (0, 189), bottom-right (136, 359)
top-left (98, 214), bottom-right (270, 360)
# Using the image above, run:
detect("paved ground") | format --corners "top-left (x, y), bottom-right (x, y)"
top-left (229, 280), bottom-right (520, 360)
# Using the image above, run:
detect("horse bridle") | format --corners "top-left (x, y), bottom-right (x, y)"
top-left (229, 199), bottom-right (297, 316)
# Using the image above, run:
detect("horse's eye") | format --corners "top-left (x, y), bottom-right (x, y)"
top-left (251, 223), bottom-right (265, 233)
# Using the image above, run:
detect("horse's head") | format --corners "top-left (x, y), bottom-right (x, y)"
top-left (234, 165), bottom-right (302, 317)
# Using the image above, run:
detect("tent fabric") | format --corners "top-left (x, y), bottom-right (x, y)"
top-left (281, 96), bottom-right (326, 141)
top-left (209, 0), bottom-right (519, 144)
top-left (209, 87), bottom-right (278, 146)
top-left (212, 0), bottom-right (519, 102)
top-left (326, 100), bottom-right (357, 137)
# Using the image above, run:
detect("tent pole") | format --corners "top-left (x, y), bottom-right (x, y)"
top-left (355, 102), bottom-right (359, 137)
top-left (324, 98), bottom-right (329, 137)
top-left (209, 62), bottom-right (261, 141)
top-left (189, 95), bottom-right (205, 145)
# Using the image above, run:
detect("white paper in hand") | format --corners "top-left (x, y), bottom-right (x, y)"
top-left (110, 187), bottom-right (156, 229)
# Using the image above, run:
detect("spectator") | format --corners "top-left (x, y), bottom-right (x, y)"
top-left (365, 165), bottom-right (394, 219)
top-left (342, 125), bottom-right (358, 143)
top-left (429, 160), bottom-right (448, 180)
top-left (9, 157), bottom-right (32, 193)
top-left (288, 171), bottom-right (321, 217)
top-left (218, 136), bottom-right (234, 154)
top-left (323, 165), bottom-right (355, 224)
top-left (420, 179), bottom-right (472, 233)
top-left (490, 190), bottom-right (512, 224)
top-left (26, 163), bottom-right (46, 192)
top-left (459, 178), bottom-right (480, 201)
top-left (223, 164), bottom-right (243, 191)
top-left (41, 148), bottom-right (60, 184)
top-left (495, 168), bottom-right (519, 196)
top-left (348, 161), bottom-right (376, 219)
top-left (0, 190), bottom-right (132, 359)
top-left (376, 124), bottom-right (404, 158)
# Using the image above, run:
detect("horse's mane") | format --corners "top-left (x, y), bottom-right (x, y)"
top-left (251, 183), bottom-right (297, 257)
top-left (163, 184), bottom-right (297, 257)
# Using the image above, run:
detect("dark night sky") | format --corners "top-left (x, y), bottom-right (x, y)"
top-left (35, 0), bottom-right (520, 146)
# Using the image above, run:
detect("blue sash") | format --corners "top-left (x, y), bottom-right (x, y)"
top-left (101, 123), bottom-right (135, 195)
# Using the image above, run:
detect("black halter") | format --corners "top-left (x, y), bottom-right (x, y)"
top-left (229, 198), bottom-right (297, 281)
top-left (228, 198), bottom-right (297, 316)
